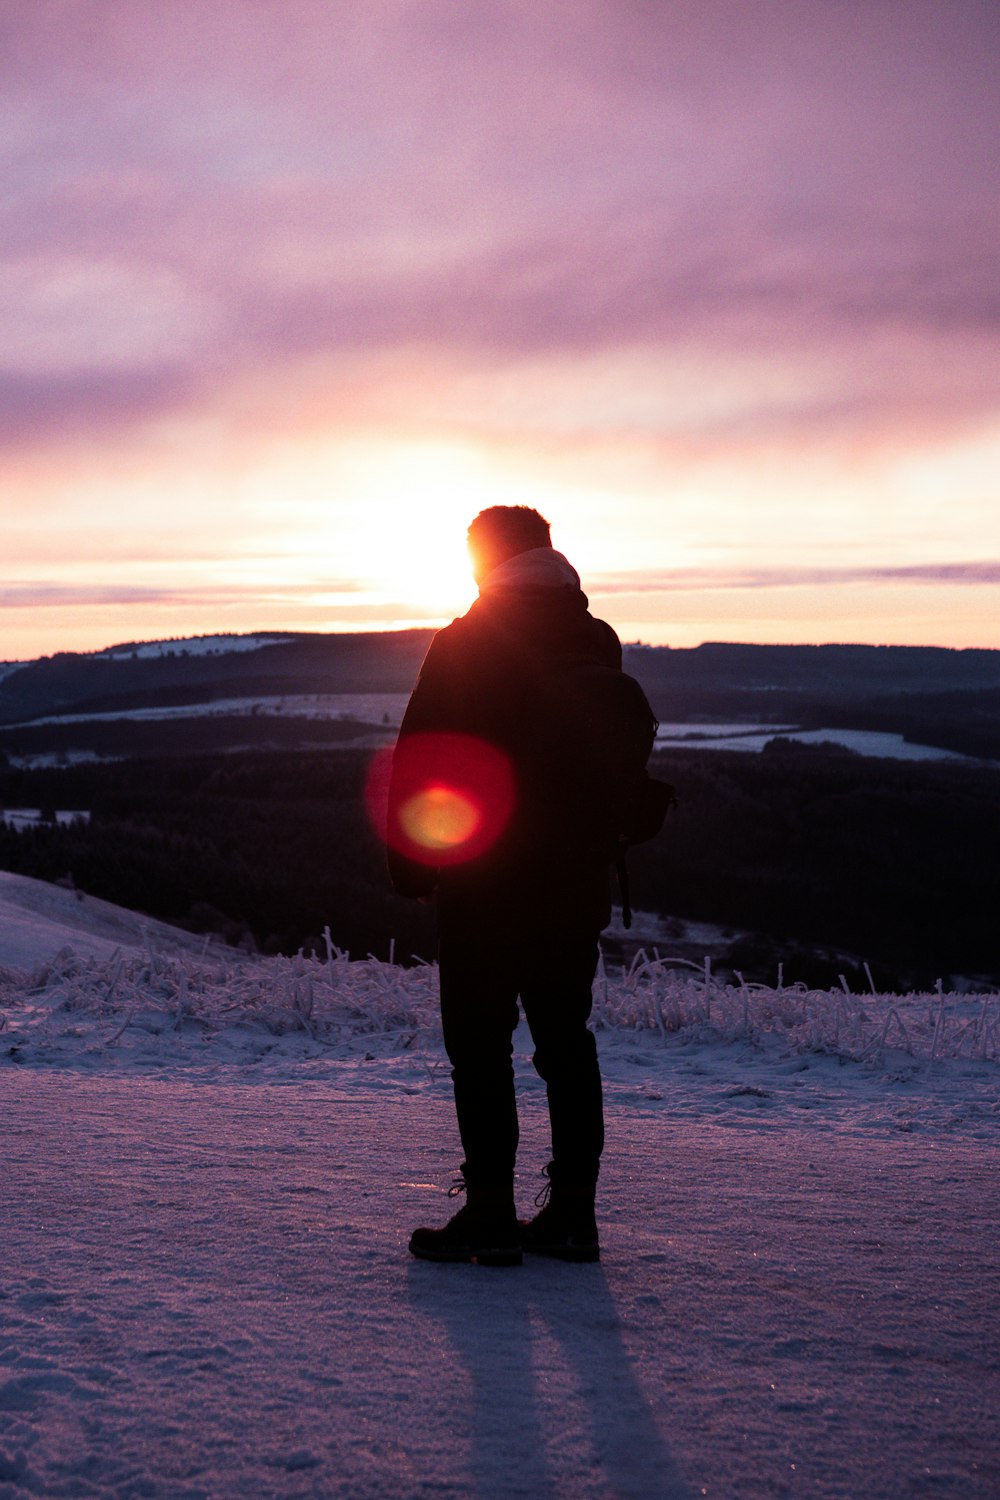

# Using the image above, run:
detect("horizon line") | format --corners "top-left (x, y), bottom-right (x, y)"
top-left (5, 626), bottom-right (1000, 669)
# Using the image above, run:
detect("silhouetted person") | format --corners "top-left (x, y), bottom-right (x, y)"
top-left (389, 506), bottom-right (621, 1265)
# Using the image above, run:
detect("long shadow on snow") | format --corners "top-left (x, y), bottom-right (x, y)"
top-left (407, 1258), bottom-right (692, 1499)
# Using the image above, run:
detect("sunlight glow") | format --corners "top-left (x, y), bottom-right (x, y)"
top-left (320, 440), bottom-right (509, 614)
top-left (4, 415), bottom-right (999, 658)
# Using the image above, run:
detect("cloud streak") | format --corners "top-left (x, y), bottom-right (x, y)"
top-left (591, 562), bottom-right (1000, 595)
top-left (0, 579), bottom-right (365, 610)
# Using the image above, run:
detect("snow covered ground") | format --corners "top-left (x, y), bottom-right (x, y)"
top-left (654, 724), bottom-right (984, 765)
top-left (1, 880), bottom-right (998, 1498)
top-left (18, 693), bottom-right (411, 731)
top-left (0, 872), bottom-right (230, 971)
top-left (8, 688), bottom-right (989, 769)
top-left (94, 635), bottom-right (292, 661)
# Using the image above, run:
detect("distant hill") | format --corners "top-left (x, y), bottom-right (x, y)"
top-left (624, 642), bottom-right (1000, 760)
top-left (0, 631), bottom-right (434, 726)
top-left (1, 631), bottom-right (999, 762)
top-left (626, 639), bottom-right (1000, 698)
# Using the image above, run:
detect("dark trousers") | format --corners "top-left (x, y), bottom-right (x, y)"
top-left (437, 914), bottom-right (605, 1192)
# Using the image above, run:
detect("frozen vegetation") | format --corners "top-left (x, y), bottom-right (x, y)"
top-left (2, 938), bottom-right (999, 1090)
top-left (1, 878), bottom-right (998, 1497)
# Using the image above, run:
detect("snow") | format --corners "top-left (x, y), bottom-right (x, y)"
top-left (1, 880), bottom-right (998, 1498)
top-left (781, 728), bottom-right (975, 761)
top-left (7, 701), bottom-right (975, 767)
top-left (95, 634), bottom-right (291, 661)
top-left (1, 753), bottom-right (104, 771)
top-left (0, 871), bottom-right (229, 970)
top-left (656, 724), bottom-right (982, 764)
top-left (655, 722), bottom-right (800, 740)
top-left (22, 692), bottom-right (410, 729)
top-left (0, 810), bottom-right (89, 831)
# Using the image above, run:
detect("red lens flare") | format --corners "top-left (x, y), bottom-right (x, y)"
top-left (399, 783), bottom-right (482, 851)
top-left (365, 732), bottom-right (515, 867)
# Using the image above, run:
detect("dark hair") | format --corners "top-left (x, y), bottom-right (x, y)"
top-left (467, 506), bottom-right (552, 570)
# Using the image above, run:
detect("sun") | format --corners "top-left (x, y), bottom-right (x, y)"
top-left (339, 442), bottom-right (502, 616)
top-left (368, 507), bottom-right (474, 615)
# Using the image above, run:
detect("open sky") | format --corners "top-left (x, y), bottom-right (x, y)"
top-left (2, 0), bottom-right (998, 661)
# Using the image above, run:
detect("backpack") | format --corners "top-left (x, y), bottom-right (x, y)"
top-left (525, 655), bottom-right (677, 927)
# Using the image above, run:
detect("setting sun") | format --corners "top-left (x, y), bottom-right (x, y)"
top-left (316, 440), bottom-right (510, 621)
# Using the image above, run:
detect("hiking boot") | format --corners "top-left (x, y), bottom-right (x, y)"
top-left (409, 1184), bottom-right (522, 1267)
top-left (520, 1172), bottom-right (600, 1263)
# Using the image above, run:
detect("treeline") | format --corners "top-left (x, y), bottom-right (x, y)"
top-left (633, 740), bottom-right (1000, 986)
top-left (1, 744), bottom-right (998, 986)
top-left (0, 752), bottom-right (436, 964)
top-left (0, 712), bottom-right (384, 762)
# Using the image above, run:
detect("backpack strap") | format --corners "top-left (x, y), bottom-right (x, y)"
top-left (615, 850), bottom-right (633, 930)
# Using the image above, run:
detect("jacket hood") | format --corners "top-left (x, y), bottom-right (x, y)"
top-left (469, 548), bottom-right (604, 659)
top-left (479, 547), bottom-right (582, 595)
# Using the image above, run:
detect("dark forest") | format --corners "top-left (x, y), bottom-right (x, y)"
top-left (2, 743), bottom-right (997, 990)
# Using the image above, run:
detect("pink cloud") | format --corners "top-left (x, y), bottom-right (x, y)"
top-left (0, 0), bottom-right (997, 453)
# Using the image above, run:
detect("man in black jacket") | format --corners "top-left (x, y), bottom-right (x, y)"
top-left (388, 506), bottom-right (620, 1266)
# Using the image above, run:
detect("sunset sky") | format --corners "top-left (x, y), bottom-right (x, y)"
top-left (2, 0), bottom-right (998, 662)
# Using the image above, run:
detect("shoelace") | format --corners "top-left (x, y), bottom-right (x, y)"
top-left (533, 1173), bottom-right (553, 1210)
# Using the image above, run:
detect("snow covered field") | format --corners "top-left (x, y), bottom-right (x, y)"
top-left (7, 686), bottom-right (988, 769)
top-left (654, 724), bottom-right (983, 765)
top-left (1, 880), bottom-right (998, 1498)
top-left (17, 693), bottom-right (411, 731)
top-left (94, 635), bottom-right (292, 661)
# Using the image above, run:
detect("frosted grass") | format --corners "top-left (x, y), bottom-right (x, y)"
top-left (595, 948), bottom-right (999, 1065)
top-left (1, 926), bottom-right (996, 1070)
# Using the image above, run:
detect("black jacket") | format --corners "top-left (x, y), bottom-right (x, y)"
top-left (387, 577), bottom-right (621, 928)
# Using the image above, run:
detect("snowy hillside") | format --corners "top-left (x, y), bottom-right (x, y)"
top-left (0, 870), bottom-right (233, 969)
top-left (95, 633), bottom-right (291, 660)
top-left (2, 878), bottom-right (998, 1498)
